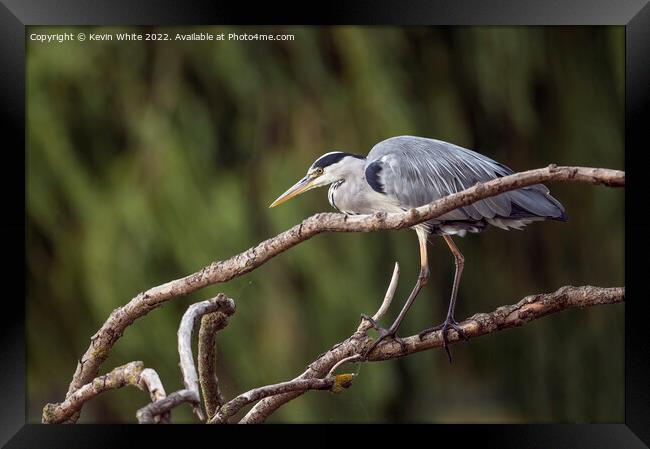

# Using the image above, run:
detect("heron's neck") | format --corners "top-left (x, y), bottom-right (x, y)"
top-left (326, 158), bottom-right (371, 213)
top-left (333, 156), bottom-right (367, 181)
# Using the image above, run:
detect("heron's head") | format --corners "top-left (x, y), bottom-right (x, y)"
top-left (269, 152), bottom-right (365, 208)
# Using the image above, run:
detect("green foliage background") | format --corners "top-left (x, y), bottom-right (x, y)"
top-left (27, 26), bottom-right (624, 423)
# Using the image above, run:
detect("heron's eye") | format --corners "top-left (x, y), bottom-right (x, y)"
top-left (314, 168), bottom-right (324, 176)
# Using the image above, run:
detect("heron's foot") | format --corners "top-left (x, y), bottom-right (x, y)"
top-left (418, 317), bottom-right (468, 363)
top-left (360, 313), bottom-right (380, 330)
top-left (362, 326), bottom-right (407, 360)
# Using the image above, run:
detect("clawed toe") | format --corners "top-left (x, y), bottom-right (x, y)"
top-left (391, 334), bottom-right (408, 353)
top-left (418, 318), bottom-right (468, 363)
top-left (362, 327), bottom-right (407, 359)
top-left (448, 320), bottom-right (469, 341)
top-left (360, 313), bottom-right (380, 330)
top-left (418, 324), bottom-right (442, 340)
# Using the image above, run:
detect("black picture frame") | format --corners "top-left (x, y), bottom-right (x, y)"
top-left (2, 0), bottom-right (648, 447)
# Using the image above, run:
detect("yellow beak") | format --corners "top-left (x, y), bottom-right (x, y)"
top-left (269, 176), bottom-right (315, 208)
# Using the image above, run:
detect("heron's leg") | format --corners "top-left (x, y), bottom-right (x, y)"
top-left (442, 235), bottom-right (465, 324)
top-left (363, 228), bottom-right (430, 358)
top-left (418, 235), bottom-right (469, 363)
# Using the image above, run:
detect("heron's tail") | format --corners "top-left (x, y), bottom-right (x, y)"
top-left (506, 185), bottom-right (568, 221)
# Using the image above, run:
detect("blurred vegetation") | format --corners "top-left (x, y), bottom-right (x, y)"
top-left (27, 26), bottom-right (624, 423)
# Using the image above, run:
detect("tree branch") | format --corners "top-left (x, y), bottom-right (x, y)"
top-left (239, 285), bottom-right (624, 423)
top-left (365, 262), bottom-right (400, 327)
top-left (136, 390), bottom-right (198, 424)
top-left (176, 294), bottom-right (236, 421)
top-left (134, 294), bottom-right (236, 424)
top-left (42, 362), bottom-right (169, 424)
top-left (208, 374), bottom-right (355, 424)
top-left (56, 165), bottom-right (623, 422)
top-left (139, 368), bottom-right (171, 424)
top-left (198, 311), bottom-right (231, 419)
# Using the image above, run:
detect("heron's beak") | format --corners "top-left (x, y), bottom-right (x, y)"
top-left (269, 176), bottom-right (316, 208)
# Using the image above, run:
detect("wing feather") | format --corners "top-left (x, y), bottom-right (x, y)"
top-left (364, 136), bottom-right (565, 222)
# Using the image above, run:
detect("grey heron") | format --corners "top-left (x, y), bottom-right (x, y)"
top-left (270, 135), bottom-right (567, 362)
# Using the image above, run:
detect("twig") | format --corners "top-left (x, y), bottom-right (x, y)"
top-left (326, 263), bottom-right (401, 376)
top-left (136, 390), bottom-right (198, 424)
top-left (198, 311), bottom-right (230, 419)
top-left (327, 355), bottom-right (362, 377)
top-left (57, 165), bottom-right (623, 422)
top-left (208, 375), bottom-right (355, 424)
top-left (177, 294), bottom-right (236, 421)
top-left (138, 368), bottom-right (170, 424)
top-left (359, 262), bottom-right (400, 332)
top-left (239, 285), bottom-right (624, 423)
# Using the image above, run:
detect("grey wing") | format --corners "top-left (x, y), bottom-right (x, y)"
top-left (365, 136), bottom-right (566, 222)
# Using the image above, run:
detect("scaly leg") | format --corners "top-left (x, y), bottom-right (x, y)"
top-left (419, 235), bottom-right (469, 363)
top-left (363, 228), bottom-right (430, 358)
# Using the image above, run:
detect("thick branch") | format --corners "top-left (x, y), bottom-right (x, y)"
top-left (198, 311), bottom-right (231, 418)
top-left (43, 362), bottom-right (168, 424)
top-left (62, 165), bottom-right (624, 421)
top-left (239, 285), bottom-right (624, 423)
top-left (136, 295), bottom-right (236, 424)
top-left (177, 294), bottom-right (236, 421)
